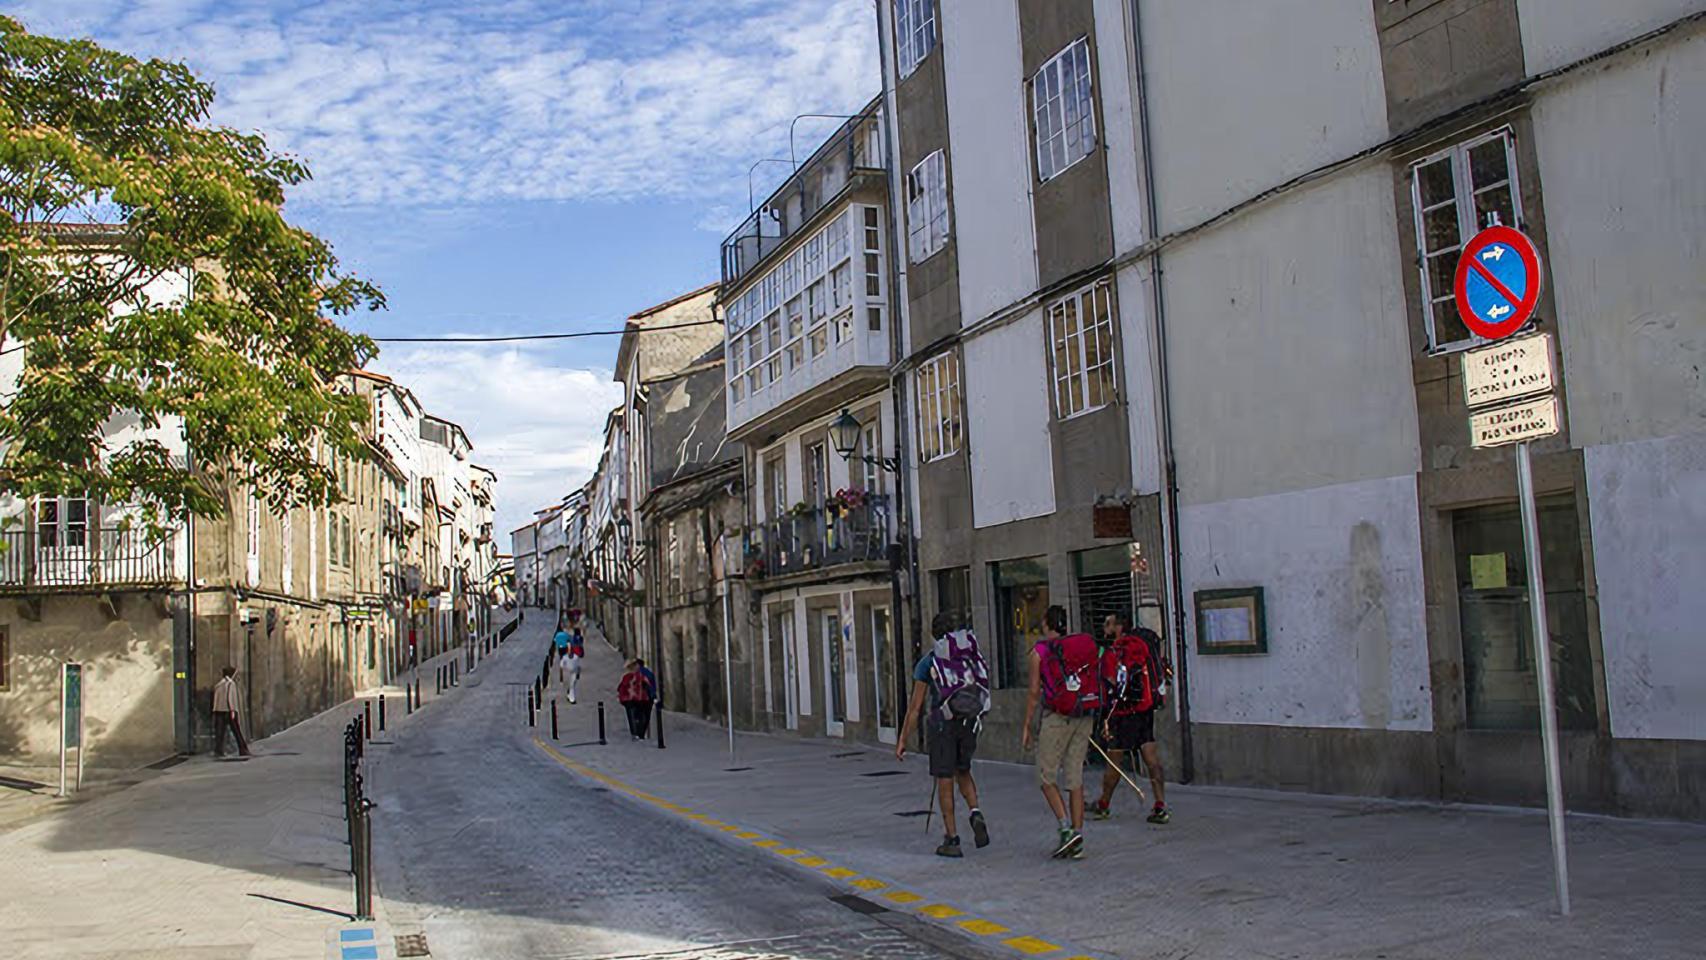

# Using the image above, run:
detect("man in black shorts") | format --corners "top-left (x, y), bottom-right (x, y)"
top-left (1093, 613), bottom-right (1171, 823)
top-left (897, 612), bottom-right (992, 857)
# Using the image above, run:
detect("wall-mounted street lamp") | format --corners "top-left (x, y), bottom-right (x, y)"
top-left (830, 408), bottom-right (898, 473)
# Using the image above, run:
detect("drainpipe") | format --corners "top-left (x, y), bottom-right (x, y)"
top-left (874, 0), bottom-right (925, 726)
top-left (1129, 0), bottom-right (1194, 782)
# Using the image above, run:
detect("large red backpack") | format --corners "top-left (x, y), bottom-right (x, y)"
top-left (1103, 634), bottom-right (1155, 713)
top-left (1039, 633), bottom-right (1104, 717)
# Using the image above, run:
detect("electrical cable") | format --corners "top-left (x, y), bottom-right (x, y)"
top-left (368, 319), bottom-right (721, 344)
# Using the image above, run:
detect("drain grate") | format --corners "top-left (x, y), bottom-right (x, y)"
top-left (859, 770), bottom-right (906, 778)
top-left (395, 932), bottom-right (430, 957)
top-left (829, 894), bottom-right (889, 915)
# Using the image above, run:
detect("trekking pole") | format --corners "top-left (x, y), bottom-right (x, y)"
top-left (922, 777), bottom-right (937, 835)
top-left (1090, 740), bottom-right (1147, 802)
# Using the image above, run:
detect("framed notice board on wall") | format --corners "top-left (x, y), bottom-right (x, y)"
top-left (1194, 587), bottom-right (1266, 655)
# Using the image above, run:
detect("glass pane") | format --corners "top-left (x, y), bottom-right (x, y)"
top-left (1423, 205), bottom-right (1461, 257)
top-left (1474, 184), bottom-right (1515, 232)
top-left (1432, 294), bottom-right (1472, 347)
top-left (1469, 138), bottom-right (1510, 190)
top-left (1416, 157), bottom-right (1456, 209)
top-left (1427, 250), bottom-right (1460, 302)
top-left (875, 607), bottom-right (896, 727)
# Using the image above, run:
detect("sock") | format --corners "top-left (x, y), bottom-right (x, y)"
top-left (1059, 817), bottom-right (1072, 831)
top-left (970, 807), bottom-right (981, 818)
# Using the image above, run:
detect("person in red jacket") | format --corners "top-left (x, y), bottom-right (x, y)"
top-left (617, 660), bottom-right (653, 740)
top-left (1092, 613), bottom-right (1170, 823)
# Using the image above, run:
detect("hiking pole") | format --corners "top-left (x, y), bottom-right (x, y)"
top-left (1090, 739), bottom-right (1147, 802)
top-left (921, 777), bottom-right (937, 835)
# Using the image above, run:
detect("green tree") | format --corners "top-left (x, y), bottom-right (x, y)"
top-left (0, 16), bottom-right (381, 527)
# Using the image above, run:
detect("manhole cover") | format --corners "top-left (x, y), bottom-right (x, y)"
top-left (396, 932), bottom-right (430, 956)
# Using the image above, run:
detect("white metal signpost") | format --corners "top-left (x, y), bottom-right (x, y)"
top-left (58, 661), bottom-right (85, 797)
top-left (1455, 225), bottom-right (1570, 916)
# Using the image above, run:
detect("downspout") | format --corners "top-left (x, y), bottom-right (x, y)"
top-left (1129, 0), bottom-right (1194, 782)
top-left (875, 0), bottom-right (924, 731)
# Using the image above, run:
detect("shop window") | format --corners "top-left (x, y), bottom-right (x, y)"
top-left (991, 556), bottom-right (1049, 689)
top-left (1072, 545), bottom-right (1132, 637)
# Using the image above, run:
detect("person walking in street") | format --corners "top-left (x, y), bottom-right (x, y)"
top-left (1022, 605), bottom-right (1103, 859)
top-left (554, 625), bottom-right (571, 684)
top-left (1092, 613), bottom-right (1171, 823)
top-left (618, 659), bottom-right (653, 740)
top-left (565, 627), bottom-right (585, 704)
top-left (635, 657), bottom-right (659, 737)
top-left (896, 612), bottom-right (992, 858)
top-left (212, 666), bottom-right (252, 758)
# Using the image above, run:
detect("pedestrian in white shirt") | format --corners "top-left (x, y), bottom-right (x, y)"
top-left (212, 666), bottom-right (252, 758)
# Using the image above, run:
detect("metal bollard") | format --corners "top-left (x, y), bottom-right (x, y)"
top-left (405, 684), bottom-right (413, 716)
top-left (597, 701), bottom-right (607, 745)
top-left (378, 694), bottom-right (386, 732)
top-left (527, 689), bottom-right (535, 726)
top-left (655, 701), bottom-right (665, 750)
top-left (435, 665), bottom-right (442, 693)
top-left (551, 699), bottom-right (559, 740)
top-left (415, 676), bottom-right (422, 708)
top-left (451, 660), bottom-right (458, 686)
top-left (364, 700), bottom-right (372, 740)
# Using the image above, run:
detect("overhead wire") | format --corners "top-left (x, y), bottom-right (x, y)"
top-left (367, 319), bottom-right (722, 343)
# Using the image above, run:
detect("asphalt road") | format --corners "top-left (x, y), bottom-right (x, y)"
top-left (368, 615), bottom-right (978, 960)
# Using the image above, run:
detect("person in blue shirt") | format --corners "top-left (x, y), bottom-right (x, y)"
top-left (553, 627), bottom-right (571, 684)
top-left (896, 612), bottom-right (991, 858)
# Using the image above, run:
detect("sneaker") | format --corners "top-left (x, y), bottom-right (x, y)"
top-left (1091, 800), bottom-right (1111, 821)
top-left (935, 836), bottom-right (963, 858)
top-left (1051, 828), bottom-right (1083, 859)
top-left (1070, 841), bottom-right (1086, 860)
top-left (1147, 804), bottom-right (1171, 825)
top-left (970, 811), bottom-right (990, 848)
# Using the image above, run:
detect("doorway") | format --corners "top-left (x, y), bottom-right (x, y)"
top-left (822, 609), bottom-right (845, 737)
top-left (872, 605), bottom-right (897, 743)
top-left (776, 607), bottom-right (799, 730)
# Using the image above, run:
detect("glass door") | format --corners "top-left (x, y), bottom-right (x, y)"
top-left (823, 610), bottom-right (845, 736)
top-left (873, 605), bottom-right (897, 742)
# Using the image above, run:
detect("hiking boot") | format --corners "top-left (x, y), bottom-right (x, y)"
top-left (1051, 828), bottom-right (1083, 859)
top-left (1070, 840), bottom-right (1086, 860)
top-left (1147, 804), bottom-right (1171, 825)
top-left (936, 835), bottom-right (963, 858)
top-left (1091, 800), bottom-right (1111, 821)
top-left (970, 811), bottom-right (990, 848)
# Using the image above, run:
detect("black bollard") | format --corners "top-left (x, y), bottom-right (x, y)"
top-left (414, 675), bottom-right (422, 708)
top-left (527, 689), bottom-right (535, 726)
top-left (655, 701), bottom-right (665, 750)
top-left (597, 700), bottom-right (607, 745)
top-left (363, 700), bottom-right (372, 740)
top-left (405, 683), bottom-right (413, 716)
top-left (435, 665), bottom-right (442, 694)
top-left (451, 660), bottom-right (458, 686)
top-left (378, 694), bottom-right (386, 732)
top-left (551, 699), bottom-right (559, 740)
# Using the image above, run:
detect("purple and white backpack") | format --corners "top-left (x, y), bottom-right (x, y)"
top-left (930, 629), bottom-right (991, 722)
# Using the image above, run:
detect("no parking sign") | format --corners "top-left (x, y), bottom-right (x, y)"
top-left (1454, 225), bottom-right (1542, 340)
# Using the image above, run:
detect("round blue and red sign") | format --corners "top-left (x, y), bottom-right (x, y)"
top-left (1454, 225), bottom-right (1542, 340)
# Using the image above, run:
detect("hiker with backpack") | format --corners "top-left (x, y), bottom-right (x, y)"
top-left (896, 612), bottom-right (992, 858)
top-left (1092, 613), bottom-right (1172, 824)
top-left (1022, 605), bottom-right (1103, 860)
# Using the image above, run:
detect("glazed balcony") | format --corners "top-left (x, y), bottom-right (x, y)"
top-left (747, 494), bottom-right (890, 582)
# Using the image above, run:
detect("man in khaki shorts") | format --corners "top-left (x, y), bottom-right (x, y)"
top-left (1021, 605), bottom-right (1104, 860)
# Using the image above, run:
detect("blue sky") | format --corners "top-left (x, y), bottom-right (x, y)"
top-left (9, 0), bottom-right (879, 535)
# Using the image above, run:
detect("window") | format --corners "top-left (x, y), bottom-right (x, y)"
top-left (990, 557), bottom-right (1049, 688)
top-left (915, 351), bottom-right (963, 462)
top-left (859, 423), bottom-right (881, 493)
top-left (864, 207), bottom-right (885, 301)
top-left (906, 150), bottom-right (950, 262)
top-left (667, 520), bottom-right (681, 597)
top-left (831, 263), bottom-right (852, 312)
top-left (1031, 38), bottom-right (1097, 183)
top-left (894, 0), bottom-right (936, 78)
top-left (327, 510), bottom-right (338, 566)
top-left (37, 496), bottom-right (89, 550)
top-left (807, 442), bottom-right (828, 507)
top-left (1411, 129), bottom-right (1522, 352)
top-left (786, 296), bottom-right (804, 340)
top-left (282, 511), bottom-right (293, 595)
top-left (934, 566), bottom-right (971, 634)
top-left (1047, 279), bottom-right (1117, 419)
top-left (810, 324), bottom-right (828, 358)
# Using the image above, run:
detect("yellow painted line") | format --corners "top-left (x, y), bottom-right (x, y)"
top-left (715, 824), bottom-right (741, 832)
top-left (883, 890), bottom-right (923, 905)
top-left (752, 840), bottom-right (781, 849)
top-left (775, 847), bottom-right (804, 856)
top-left (851, 878), bottom-right (887, 891)
top-left (795, 856), bottom-right (828, 867)
top-left (1002, 936), bottom-right (1063, 955)
top-left (958, 919), bottom-right (1010, 936)
top-left (919, 904), bottom-right (964, 919)
top-left (822, 867), bottom-right (858, 879)
top-left (733, 831), bottom-right (762, 839)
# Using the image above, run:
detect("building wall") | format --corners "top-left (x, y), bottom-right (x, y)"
top-left (1516, 0), bottom-right (1704, 72)
top-left (964, 316), bottom-right (1055, 527)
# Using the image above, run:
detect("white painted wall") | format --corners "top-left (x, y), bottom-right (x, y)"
top-left (1585, 433), bottom-right (1706, 740)
top-left (1092, 0), bottom-right (1147, 252)
top-left (1142, 0), bottom-right (1389, 233)
top-left (1517, 0), bottom-right (1705, 73)
top-left (1165, 168), bottom-right (1420, 506)
top-left (1180, 474), bottom-right (1431, 731)
top-left (940, 0), bottom-right (1037, 324)
top-left (1529, 30), bottom-right (1706, 450)
top-left (965, 312), bottom-right (1056, 527)
top-left (1114, 265), bottom-right (1162, 495)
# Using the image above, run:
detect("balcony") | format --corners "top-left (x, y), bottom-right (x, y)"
top-left (0, 527), bottom-right (177, 591)
top-left (748, 494), bottom-right (890, 582)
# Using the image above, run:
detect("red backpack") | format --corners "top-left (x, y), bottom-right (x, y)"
top-left (1103, 635), bottom-right (1155, 713)
top-left (618, 672), bottom-right (648, 702)
top-left (1039, 633), bottom-right (1104, 717)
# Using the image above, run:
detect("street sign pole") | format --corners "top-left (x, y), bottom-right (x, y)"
top-left (718, 533), bottom-right (736, 761)
top-left (1516, 440), bottom-right (1570, 916)
top-left (58, 664), bottom-right (67, 798)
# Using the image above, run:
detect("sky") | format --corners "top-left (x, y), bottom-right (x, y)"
top-left (7, 0), bottom-right (880, 538)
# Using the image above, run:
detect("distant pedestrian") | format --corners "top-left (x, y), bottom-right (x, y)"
top-left (1092, 613), bottom-right (1170, 823)
top-left (212, 666), bottom-right (252, 758)
top-left (566, 628), bottom-right (585, 704)
top-left (1022, 605), bottom-right (1104, 859)
top-left (897, 612), bottom-right (991, 858)
top-left (618, 659), bottom-right (653, 739)
top-left (554, 626), bottom-right (571, 683)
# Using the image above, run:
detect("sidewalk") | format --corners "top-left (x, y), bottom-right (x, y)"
top-left (536, 625), bottom-right (1705, 960)
top-left (0, 633), bottom-right (495, 960)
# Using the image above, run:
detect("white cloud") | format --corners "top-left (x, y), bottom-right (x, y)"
top-left (370, 345), bottom-right (623, 539)
top-left (11, 0), bottom-right (881, 211)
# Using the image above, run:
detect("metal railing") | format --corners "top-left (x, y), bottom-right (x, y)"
top-left (0, 527), bottom-right (175, 589)
top-left (753, 495), bottom-right (889, 579)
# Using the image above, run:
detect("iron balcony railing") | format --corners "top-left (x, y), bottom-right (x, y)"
top-left (0, 526), bottom-right (176, 590)
top-left (751, 495), bottom-right (889, 580)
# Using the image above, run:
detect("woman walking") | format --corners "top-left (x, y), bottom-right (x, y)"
top-left (618, 659), bottom-right (653, 740)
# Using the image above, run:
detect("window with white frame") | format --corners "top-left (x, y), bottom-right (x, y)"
top-left (915, 351), bottom-right (963, 462)
top-left (246, 493), bottom-right (261, 584)
top-left (906, 150), bottom-right (950, 262)
top-left (36, 495), bottom-right (89, 550)
top-left (894, 0), bottom-right (936, 79)
top-left (1047, 279), bottom-right (1117, 419)
top-left (667, 520), bottom-right (681, 597)
top-left (1031, 38), bottom-right (1097, 183)
top-left (1411, 128), bottom-right (1522, 352)
top-left (859, 422), bottom-right (881, 493)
